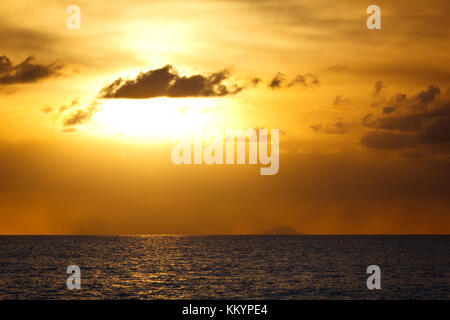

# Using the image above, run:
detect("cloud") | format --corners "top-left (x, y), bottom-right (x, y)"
top-left (311, 118), bottom-right (351, 135)
top-left (333, 95), bottom-right (351, 107)
top-left (361, 85), bottom-right (450, 151)
top-left (287, 74), bottom-right (319, 88)
top-left (251, 77), bottom-right (262, 86)
top-left (362, 112), bottom-right (425, 132)
top-left (268, 72), bottom-right (286, 89)
top-left (41, 98), bottom-right (80, 116)
top-left (268, 72), bottom-right (319, 89)
top-left (63, 101), bottom-right (100, 127)
top-left (370, 80), bottom-right (386, 107)
top-left (383, 106), bottom-right (396, 114)
top-left (0, 55), bottom-right (64, 85)
top-left (98, 65), bottom-right (244, 99)
top-left (373, 80), bottom-right (385, 97)
top-left (325, 64), bottom-right (347, 72)
top-left (415, 85), bottom-right (441, 110)
top-left (58, 98), bottom-right (80, 114)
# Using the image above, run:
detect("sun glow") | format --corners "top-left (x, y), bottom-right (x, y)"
top-left (91, 98), bottom-right (217, 140)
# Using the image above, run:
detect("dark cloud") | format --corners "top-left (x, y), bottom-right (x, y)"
top-left (98, 65), bottom-right (243, 99)
top-left (423, 116), bottom-right (450, 143)
top-left (361, 85), bottom-right (450, 151)
top-left (63, 101), bottom-right (100, 127)
top-left (0, 55), bottom-right (64, 85)
top-left (251, 77), bottom-right (262, 86)
top-left (0, 56), bottom-right (12, 73)
top-left (268, 72), bottom-right (285, 89)
top-left (383, 106), bottom-right (396, 114)
top-left (268, 72), bottom-right (319, 89)
top-left (362, 112), bottom-right (425, 132)
top-left (413, 85), bottom-right (441, 112)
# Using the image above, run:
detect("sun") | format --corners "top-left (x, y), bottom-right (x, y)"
top-left (91, 98), bottom-right (217, 141)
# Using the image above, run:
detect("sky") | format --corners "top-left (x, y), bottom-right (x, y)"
top-left (0, 0), bottom-right (449, 234)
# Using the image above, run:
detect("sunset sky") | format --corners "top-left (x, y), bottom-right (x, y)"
top-left (1, 0), bottom-right (449, 234)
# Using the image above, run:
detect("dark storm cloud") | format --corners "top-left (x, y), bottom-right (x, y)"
top-left (361, 85), bottom-right (450, 150)
top-left (98, 65), bottom-right (243, 99)
top-left (0, 55), bottom-right (64, 85)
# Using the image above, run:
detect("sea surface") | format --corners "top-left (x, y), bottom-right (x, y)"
top-left (0, 235), bottom-right (449, 299)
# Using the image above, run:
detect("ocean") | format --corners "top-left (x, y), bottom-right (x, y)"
top-left (0, 235), bottom-right (449, 299)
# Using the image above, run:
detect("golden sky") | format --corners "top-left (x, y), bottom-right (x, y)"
top-left (1, 0), bottom-right (450, 234)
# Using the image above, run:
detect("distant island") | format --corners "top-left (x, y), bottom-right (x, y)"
top-left (261, 226), bottom-right (302, 235)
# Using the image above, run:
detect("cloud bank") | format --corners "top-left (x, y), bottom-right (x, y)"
top-left (361, 85), bottom-right (450, 152)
